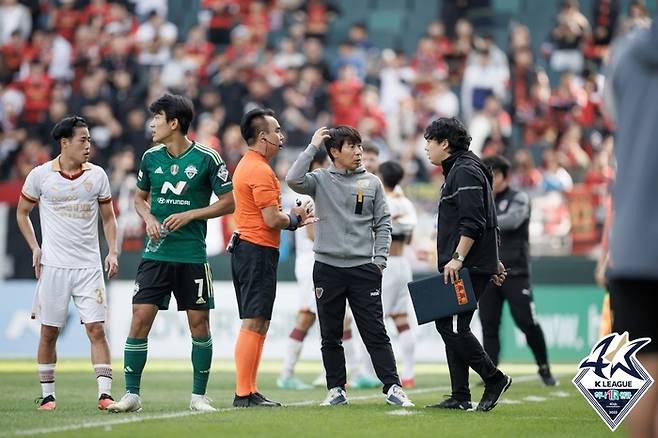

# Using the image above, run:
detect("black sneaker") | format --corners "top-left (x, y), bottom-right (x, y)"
top-left (426, 397), bottom-right (472, 410)
top-left (250, 392), bottom-right (282, 407)
top-left (538, 365), bottom-right (558, 386)
top-left (476, 374), bottom-right (512, 412)
top-left (233, 393), bottom-right (251, 408)
top-left (98, 393), bottom-right (115, 410)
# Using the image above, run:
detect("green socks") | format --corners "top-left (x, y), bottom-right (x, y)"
top-left (124, 338), bottom-right (148, 395)
top-left (192, 336), bottom-right (213, 395)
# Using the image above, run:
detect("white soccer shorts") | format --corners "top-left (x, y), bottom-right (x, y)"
top-left (382, 256), bottom-right (413, 316)
top-left (32, 266), bottom-right (107, 327)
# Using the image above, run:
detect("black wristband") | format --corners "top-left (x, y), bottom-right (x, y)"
top-left (285, 213), bottom-right (301, 231)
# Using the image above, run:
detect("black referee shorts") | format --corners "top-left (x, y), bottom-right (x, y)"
top-left (231, 238), bottom-right (279, 320)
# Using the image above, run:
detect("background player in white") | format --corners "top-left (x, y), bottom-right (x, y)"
top-left (16, 116), bottom-right (119, 411)
top-left (378, 161), bottom-right (417, 388)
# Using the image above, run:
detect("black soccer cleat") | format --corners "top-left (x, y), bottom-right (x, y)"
top-left (426, 396), bottom-right (472, 410)
top-left (233, 393), bottom-right (251, 408)
top-left (250, 392), bottom-right (282, 407)
top-left (476, 374), bottom-right (512, 412)
top-left (538, 365), bottom-right (558, 386)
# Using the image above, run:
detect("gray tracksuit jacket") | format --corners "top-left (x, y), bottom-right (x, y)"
top-left (607, 22), bottom-right (658, 279)
top-left (285, 144), bottom-right (392, 268)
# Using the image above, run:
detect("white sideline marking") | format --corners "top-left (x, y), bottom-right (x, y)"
top-left (387, 410), bottom-right (416, 416)
top-left (523, 396), bottom-right (547, 402)
top-left (2, 373), bottom-right (562, 437)
top-left (549, 391), bottom-right (571, 398)
top-left (498, 399), bottom-right (521, 404)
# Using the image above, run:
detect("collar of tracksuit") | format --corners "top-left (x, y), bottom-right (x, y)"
top-left (327, 163), bottom-right (366, 175)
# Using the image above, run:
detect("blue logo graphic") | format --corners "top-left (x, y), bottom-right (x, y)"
top-left (573, 332), bottom-right (653, 431)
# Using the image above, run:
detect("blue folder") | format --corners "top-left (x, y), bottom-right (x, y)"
top-left (407, 268), bottom-right (477, 325)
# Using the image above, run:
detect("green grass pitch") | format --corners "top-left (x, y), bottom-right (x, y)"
top-left (0, 361), bottom-right (615, 437)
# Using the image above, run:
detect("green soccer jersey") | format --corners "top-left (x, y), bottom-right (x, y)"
top-left (137, 141), bottom-right (233, 263)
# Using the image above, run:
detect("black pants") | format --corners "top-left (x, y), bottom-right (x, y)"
top-left (609, 278), bottom-right (658, 353)
top-left (313, 261), bottom-right (400, 393)
top-left (479, 275), bottom-right (549, 366)
top-left (435, 274), bottom-right (503, 402)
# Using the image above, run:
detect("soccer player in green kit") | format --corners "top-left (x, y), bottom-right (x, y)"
top-left (108, 94), bottom-right (235, 413)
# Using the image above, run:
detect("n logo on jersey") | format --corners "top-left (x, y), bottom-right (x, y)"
top-left (161, 181), bottom-right (187, 195)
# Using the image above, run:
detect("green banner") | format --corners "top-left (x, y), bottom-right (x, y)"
top-left (498, 285), bottom-right (606, 363)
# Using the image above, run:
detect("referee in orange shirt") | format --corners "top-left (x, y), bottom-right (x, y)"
top-left (230, 108), bottom-right (313, 407)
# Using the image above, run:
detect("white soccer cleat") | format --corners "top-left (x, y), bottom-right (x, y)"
top-left (320, 387), bottom-right (348, 406)
top-left (106, 392), bottom-right (142, 413)
top-left (386, 384), bottom-right (414, 407)
top-left (190, 394), bottom-right (217, 412)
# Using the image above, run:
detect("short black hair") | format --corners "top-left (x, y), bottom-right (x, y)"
top-left (51, 116), bottom-right (88, 143)
top-left (325, 126), bottom-right (362, 161)
top-left (240, 108), bottom-right (276, 146)
top-left (148, 93), bottom-right (194, 134)
top-left (482, 155), bottom-right (512, 178)
top-left (423, 117), bottom-right (472, 152)
top-left (379, 161), bottom-right (404, 189)
top-left (362, 141), bottom-right (379, 155)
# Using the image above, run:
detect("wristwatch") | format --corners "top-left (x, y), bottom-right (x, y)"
top-left (452, 251), bottom-right (465, 262)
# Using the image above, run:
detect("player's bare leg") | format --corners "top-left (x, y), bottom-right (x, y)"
top-left (85, 322), bottom-right (113, 409)
top-left (36, 325), bottom-right (58, 410)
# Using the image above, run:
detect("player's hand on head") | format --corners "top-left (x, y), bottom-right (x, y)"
top-left (105, 253), bottom-right (119, 279)
top-left (32, 247), bottom-right (42, 279)
top-left (311, 126), bottom-right (331, 148)
top-left (163, 211), bottom-right (192, 232)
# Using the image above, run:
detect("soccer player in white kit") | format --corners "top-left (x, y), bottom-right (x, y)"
top-left (16, 116), bottom-right (119, 411)
top-left (378, 161), bottom-right (417, 387)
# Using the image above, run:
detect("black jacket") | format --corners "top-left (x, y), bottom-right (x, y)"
top-left (437, 151), bottom-right (500, 275)
top-left (495, 187), bottom-right (531, 276)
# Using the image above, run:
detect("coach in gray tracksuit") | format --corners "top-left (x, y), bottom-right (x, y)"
top-left (286, 126), bottom-right (405, 400)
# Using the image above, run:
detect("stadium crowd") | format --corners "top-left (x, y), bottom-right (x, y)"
top-left (0, 0), bottom-right (652, 257)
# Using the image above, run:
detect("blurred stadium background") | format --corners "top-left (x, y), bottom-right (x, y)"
top-left (1, 0), bottom-right (654, 368)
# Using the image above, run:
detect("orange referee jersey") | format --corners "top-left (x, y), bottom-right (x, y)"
top-left (232, 150), bottom-right (281, 248)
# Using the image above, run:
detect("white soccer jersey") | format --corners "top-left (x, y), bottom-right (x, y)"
top-left (387, 186), bottom-right (417, 238)
top-left (21, 157), bottom-right (112, 269)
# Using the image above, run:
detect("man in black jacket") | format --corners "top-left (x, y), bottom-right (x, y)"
top-left (424, 117), bottom-right (511, 412)
top-left (480, 155), bottom-right (556, 386)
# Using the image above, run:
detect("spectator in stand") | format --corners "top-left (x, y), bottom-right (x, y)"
top-left (557, 123), bottom-right (591, 182)
top-left (329, 64), bottom-right (363, 127)
top-left (621, 0), bottom-right (651, 33)
top-left (585, 0), bottom-right (619, 69)
top-left (333, 40), bottom-right (366, 81)
top-left (512, 149), bottom-right (544, 198)
top-left (547, 0), bottom-right (590, 74)
top-left (446, 18), bottom-right (474, 85)
top-left (303, 37), bottom-right (332, 81)
top-left (542, 148), bottom-right (573, 193)
top-left (12, 136), bottom-right (49, 180)
top-left (410, 35), bottom-right (449, 96)
top-left (200, 0), bottom-right (238, 47)
top-left (460, 45), bottom-right (509, 124)
top-left (0, 30), bottom-right (26, 82)
top-left (301, 0), bottom-right (339, 42)
top-left (11, 61), bottom-right (52, 127)
top-left (468, 95), bottom-right (511, 157)
top-left (0, 0), bottom-right (32, 44)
